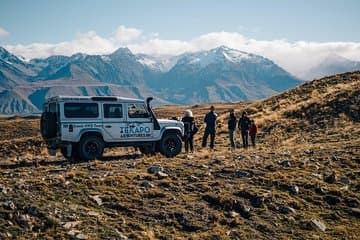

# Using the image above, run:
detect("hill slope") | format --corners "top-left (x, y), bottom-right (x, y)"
top-left (0, 71), bottom-right (359, 239)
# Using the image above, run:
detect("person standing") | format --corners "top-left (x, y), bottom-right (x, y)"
top-left (249, 120), bottom-right (258, 147)
top-left (228, 109), bottom-right (237, 148)
top-left (181, 110), bottom-right (196, 153)
top-left (238, 111), bottom-right (251, 148)
top-left (202, 106), bottom-right (217, 150)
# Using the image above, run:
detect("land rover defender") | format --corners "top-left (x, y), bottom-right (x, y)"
top-left (40, 96), bottom-right (184, 160)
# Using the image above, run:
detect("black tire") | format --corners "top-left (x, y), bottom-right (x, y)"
top-left (40, 112), bottom-right (57, 139)
top-left (78, 136), bottom-right (104, 161)
top-left (159, 133), bottom-right (182, 158)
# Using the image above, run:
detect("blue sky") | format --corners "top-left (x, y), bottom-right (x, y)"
top-left (1, 0), bottom-right (359, 44)
top-left (1, 0), bottom-right (360, 76)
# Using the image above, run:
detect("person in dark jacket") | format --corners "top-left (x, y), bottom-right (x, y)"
top-left (202, 106), bottom-right (217, 150)
top-left (228, 109), bottom-right (237, 148)
top-left (182, 110), bottom-right (196, 153)
top-left (249, 119), bottom-right (258, 147)
top-left (238, 111), bottom-right (251, 148)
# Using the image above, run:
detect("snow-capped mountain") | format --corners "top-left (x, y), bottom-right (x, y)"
top-left (135, 54), bottom-right (179, 72)
top-left (301, 54), bottom-right (360, 80)
top-left (0, 47), bottom-right (25, 65)
top-left (148, 46), bottom-right (301, 103)
top-left (177, 46), bottom-right (262, 67)
top-left (0, 47), bottom-right (34, 89)
top-left (0, 46), bottom-right (303, 114)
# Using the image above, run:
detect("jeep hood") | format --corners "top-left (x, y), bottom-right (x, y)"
top-left (157, 119), bottom-right (183, 127)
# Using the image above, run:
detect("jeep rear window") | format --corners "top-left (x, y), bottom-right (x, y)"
top-left (64, 103), bottom-right (99, 118)
top-left (104, 104), bottom-right (123, 118)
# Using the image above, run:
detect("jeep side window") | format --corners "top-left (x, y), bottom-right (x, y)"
top-left (104, 104), bottom-right (123, 118)
top-left (128, 103), bottom-right (150, 118)
top-left (64, 103), bottom-right (99, 118)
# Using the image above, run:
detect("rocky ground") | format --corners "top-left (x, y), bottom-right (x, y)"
top-left (0, 72), bottom-right (359, 239)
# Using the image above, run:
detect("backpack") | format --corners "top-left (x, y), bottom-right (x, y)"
top-left (184, 121), bottom-right (198, 137)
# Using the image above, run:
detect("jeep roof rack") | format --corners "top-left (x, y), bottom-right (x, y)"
top-left (91, 96), bottom-right (117, 101)
top-left (45, 96), bottom-right (144, 103)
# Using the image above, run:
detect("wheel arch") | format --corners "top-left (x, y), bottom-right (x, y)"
top-left (160, 128), bottom-right (183, 139)
top-left (78, 129), bottom-right (104, 142)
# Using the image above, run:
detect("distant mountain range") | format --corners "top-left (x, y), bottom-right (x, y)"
top-left (1, 45), bottom-right (303, 114)
top-left (300, 54), bottom-right (360, 80)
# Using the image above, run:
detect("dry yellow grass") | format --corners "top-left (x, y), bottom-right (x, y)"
top-left (0, 71), bottom-right (359, 239)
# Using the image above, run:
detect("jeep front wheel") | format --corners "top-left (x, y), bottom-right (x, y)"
top-left (78, 136), bottom-right (104, 161)
top-left (159, 133), bottom-right (182, 157)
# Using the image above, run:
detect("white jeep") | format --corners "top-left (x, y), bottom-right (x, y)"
top-left (40, 96), bottom-right (184, 160)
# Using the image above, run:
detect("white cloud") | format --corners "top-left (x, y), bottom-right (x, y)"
top-left (6, 31), bottom-right (116, 59)
top-left (112, 25), bottom-right (142, 43)
top-left (128, 38), bottom-right (193, 56)
top-left (127, 31), bottom-right (360, 77)
top-left (3, 25), bottom-right (360, 77)
top-left (0, 27), bottom-right (10, 38)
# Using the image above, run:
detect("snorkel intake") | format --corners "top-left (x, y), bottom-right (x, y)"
top-left (146, 97), bottom-right (161, 130)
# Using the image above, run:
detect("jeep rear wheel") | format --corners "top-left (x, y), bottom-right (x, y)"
top-left (78, 136), bottom-right (104, 161)
top-left (159, 133), bottom-right (182, 157)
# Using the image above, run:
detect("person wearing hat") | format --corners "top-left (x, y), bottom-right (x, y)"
top-left (202, 106), bottom-right (217, 150)
top-left (181, 110), bottom-right (197, 153)
top-left (238, 111), bottom-right (251, 148)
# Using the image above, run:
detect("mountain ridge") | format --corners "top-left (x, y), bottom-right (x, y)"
top-left (301, 54), bottom-right (360, 80)
top-left (0, 46), bottom-right (302, 114)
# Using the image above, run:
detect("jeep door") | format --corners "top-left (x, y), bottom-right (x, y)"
top-left (123, 102), bottom-right (154, 141)
top-left (61, 102), bottom-right (101, 142)
top-left (101, 103), bottom-right (126, 141)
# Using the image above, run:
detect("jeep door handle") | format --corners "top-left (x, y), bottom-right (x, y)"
top-left (105, 125), bottom-right (112, 128)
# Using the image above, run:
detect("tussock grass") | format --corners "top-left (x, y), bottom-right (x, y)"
top-left (0, 72), bottom-right (359, 239)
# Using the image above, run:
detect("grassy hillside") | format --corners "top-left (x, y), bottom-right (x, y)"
top-left (0, 71), bottom-right (359, 239)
